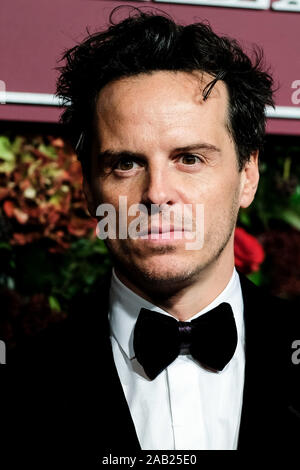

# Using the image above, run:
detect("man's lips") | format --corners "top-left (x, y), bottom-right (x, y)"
top-left (132, 225), bottom-right (194, 241)
top-left (136, 226), bottom-right (190, 237)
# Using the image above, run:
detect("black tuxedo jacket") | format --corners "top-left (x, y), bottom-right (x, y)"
top-left (3, 269), bottom-right (300, 464)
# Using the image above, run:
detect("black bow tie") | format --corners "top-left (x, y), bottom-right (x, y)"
top-left (133, 303), bottom-right (238, 380)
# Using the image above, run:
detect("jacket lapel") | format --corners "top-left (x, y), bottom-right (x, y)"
top-left (237, 271), bottom-right (272, 449)
top-left (88, 269), bottom-right (141, 453)
top-left (237, 271), bottom-right (298, 450)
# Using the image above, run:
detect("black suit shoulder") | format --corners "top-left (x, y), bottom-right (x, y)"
top-left (238, 269), bottom-right (299, 330)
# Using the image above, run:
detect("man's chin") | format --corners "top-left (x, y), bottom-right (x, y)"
top-left (113, 255), bottom-right (205, 296)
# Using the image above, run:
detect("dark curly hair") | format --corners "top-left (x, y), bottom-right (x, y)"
top-left (56, 7), bottom-right (275, 176)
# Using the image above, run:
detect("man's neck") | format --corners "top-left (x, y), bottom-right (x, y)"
top-left (115, 253), bottom-right (235, 322)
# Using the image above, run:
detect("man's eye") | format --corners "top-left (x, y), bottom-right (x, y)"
top-left (115, 159), bottom-right (139, 171)
top-left (179, 154), bottom-right (203, 165)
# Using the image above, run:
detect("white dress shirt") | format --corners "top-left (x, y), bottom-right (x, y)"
top-left (108, 267), bottom-right (245, 450)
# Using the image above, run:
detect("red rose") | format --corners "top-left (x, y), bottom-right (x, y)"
top-left (234, 227), bottom-right (265, 274)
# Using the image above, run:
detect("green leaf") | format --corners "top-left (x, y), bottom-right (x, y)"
top-left (10, 260), bottom-right (16, 269)
top-left (48, 295), bottom-right (61, 312)
top-left (92, 239), bottom-right (108, 254)
top-left (0, 136), bottom-right (15, 161)
top-left (280, 209), bottom-right (300, 230)
top-left (38, 143), bottom-right (58, 159)
top-left (247, 270), bottom-right (264, 286)
top-left (238, 209), bottom-right (251, 227)
top-left (11, 136), bottom-right (24, 154)
top-left (0, 242), bottom-right (12, 250)
top-left (49, 194), bottom-right (63, 206)
top-left (20, 152), bottom-right (35, 163)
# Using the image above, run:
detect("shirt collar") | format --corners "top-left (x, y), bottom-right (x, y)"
top-left (108, 267), bottom-right (244, 360)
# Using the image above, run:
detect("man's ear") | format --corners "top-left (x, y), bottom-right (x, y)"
top-left (239, 150), bottom-right (260, 209)
top-left (83, 176), bottom-right (97, 218)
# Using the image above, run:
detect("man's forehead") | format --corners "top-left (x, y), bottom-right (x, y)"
top-left (95, 70), bottom-right (229, 118)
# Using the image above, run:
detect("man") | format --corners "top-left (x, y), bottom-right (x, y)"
top-left (5, 9), bottom-right (299, 462)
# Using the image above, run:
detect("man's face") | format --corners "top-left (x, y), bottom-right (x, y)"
top-left (86, 71), bottom-right (257, 292)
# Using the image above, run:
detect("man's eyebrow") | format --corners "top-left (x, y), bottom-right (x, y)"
top-left (173, 143), bottom-right (221, 153)
top-left (98, 143), bottom-right (221, 162)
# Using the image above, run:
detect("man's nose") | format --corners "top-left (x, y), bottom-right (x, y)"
top-left (141, 164), bottom-right (177, 207)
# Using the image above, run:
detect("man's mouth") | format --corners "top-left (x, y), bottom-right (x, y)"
top-left (134, 225), bottom-right (193, 241)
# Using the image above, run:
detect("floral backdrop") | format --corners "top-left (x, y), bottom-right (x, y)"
top-left (0, 132), bottom-right (299, 350)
